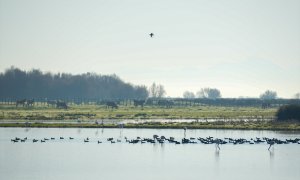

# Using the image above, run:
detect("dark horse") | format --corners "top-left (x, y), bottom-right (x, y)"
top-left (16, 99), bottom-right (34, 107)
top-left (26, 99), bottom-right (34, 107)
top-left (157, 99), bottom-right (174, 108)
top-left (47, 100), bottom-right (57, 106)
top-left (133, 100), bottom-right (145, 108)
top-left (106, 101), bottom-right (118, 109)
top-left (261, 102), bottom-right (271, 109)
top-left (56, 101), bottom-right (68, 109)
top-left (16, 99), bottom-right (26, 107)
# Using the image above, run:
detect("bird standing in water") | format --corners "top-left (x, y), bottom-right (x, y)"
top-left (149, 33), bottom-right (154, 38)
top-left (268, 141), bottom-right (275, 150)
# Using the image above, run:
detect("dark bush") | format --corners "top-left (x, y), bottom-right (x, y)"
top-left (276, 104), bottom-right (300, 121)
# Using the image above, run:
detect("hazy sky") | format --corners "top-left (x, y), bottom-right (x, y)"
top-left (0, 0), bottom-right (299, 98)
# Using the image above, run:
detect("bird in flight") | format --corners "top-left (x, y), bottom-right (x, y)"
top-left (149, 33), bottom-right (154, 38)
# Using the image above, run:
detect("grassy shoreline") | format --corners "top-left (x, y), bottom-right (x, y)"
top-left (1, 105), bottom-right (298, 131)
top-left (1, 121), bottom-right (299, 131)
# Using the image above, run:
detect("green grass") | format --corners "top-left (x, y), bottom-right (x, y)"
top-left (0, 104), bottom-right (276, 120)
top-left (0, 104), bottom-right (298, 130)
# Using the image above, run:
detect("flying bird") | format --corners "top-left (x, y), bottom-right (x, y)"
top-left (149, 33), bottom-right (154, 38)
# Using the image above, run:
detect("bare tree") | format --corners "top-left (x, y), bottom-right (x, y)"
top-left (149, 82), bottom-right (166, 98)
top-left (196, 88), bottom-right (221, 99)
top-left (156, 84), bottom-right (166, 98)
top-left (259, 90), bottom-right (277, 100)
top-left (294, 92), bottom-right (300, 99)
top-left (149, 82), bottom-right (158, 98)
top-left (183, 91), bottom-right (195, 99)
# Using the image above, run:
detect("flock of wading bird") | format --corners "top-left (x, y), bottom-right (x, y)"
top-left (10, 134), bottom-right (300, 150)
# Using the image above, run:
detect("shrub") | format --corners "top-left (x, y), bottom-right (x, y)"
top-left (276, 104), bottom-right (300, 121)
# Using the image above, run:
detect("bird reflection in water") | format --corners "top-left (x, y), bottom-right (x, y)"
top-left (215, 148), bottom-right (220, 163)
top-left (269, 148), bottom-right (274, 160)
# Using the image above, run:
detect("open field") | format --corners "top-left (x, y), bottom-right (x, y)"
top-left (1, 104), bottom-right (299, 131)
top-left (0, 104), bottom-right (276, 120)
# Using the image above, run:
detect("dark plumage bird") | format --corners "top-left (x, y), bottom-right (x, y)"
top-left (149, 33), bottom-right (154, 38)
top-left (268, 141), bottom-right (275, 150)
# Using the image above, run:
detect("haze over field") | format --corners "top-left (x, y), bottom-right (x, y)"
top-left (0, 0), bottom-right (299, 98)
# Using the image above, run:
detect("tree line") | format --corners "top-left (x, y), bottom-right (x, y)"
top-left (183, 89), bottom-right (300, 100)
top-left (0, 67), bottom-right (148, 99)
top-left (1, 67), bottom-right (299, 102)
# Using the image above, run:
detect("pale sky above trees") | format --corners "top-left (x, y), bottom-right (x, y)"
top-left (0, 0), bottom-right (299, 98)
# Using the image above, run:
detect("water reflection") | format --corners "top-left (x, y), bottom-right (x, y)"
top-left (119, 128), bottom-right (123, 139)
top-left (269, 149), bottom-right (274, 160)
top-left (215, 149), bottom-right (220, 163)
top-left (1, 128), bottom-right (300, 180)
top-left (269, 148), bottom-right (275, 170)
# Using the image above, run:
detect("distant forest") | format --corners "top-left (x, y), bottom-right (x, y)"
top-left (0, 67), bottom-right (148, 100)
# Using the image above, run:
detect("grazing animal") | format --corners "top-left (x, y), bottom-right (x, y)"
top-left (106, 101), bottom-right (118, 109)
top-left (262, 102), bottom-right (271, 109)
top-left (133, 100), bottom-right (145, 108)
top-left (157, 99), bottom-right (174, 108)
top-left (26, 99), bottom-right (34, 107)
top-left (56, 101), bottom-right (68, 109)
top-left (47, 100), bottom-right (57, 107)
top-left (16, 99), bottom-right (26, 107)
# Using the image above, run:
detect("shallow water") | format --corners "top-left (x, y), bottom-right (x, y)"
top-left (0, 128), bottom-right (299, 180)
top-left (0, 117), bottom-right (274, 124)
